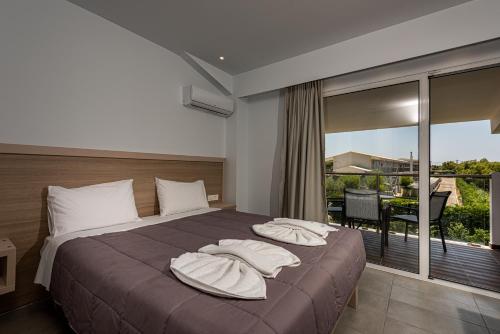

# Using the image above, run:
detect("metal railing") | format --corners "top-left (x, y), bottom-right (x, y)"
top-left (325, 172), bottom-right (490, 194)
top-left (325, 172), bottom-right (492, 245)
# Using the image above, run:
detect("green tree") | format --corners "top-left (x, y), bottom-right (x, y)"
top-left (325, 160), bottom-right (333, 172)
top-left (399, 176), bottom-right (413, 188)
top-left (342, 175), bottom-right (360, 189)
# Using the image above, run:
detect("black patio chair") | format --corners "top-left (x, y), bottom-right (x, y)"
top-left (389, 191), bottom-right (451, 252)
top-left (344, 189), bottom-right (385, 257)
top-left (327, 197), bottom-right (344, 226)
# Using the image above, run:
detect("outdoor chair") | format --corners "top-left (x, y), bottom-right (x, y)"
top-left (389, 191), bottom-right (451, 252)
top-left (327, 197), bottom-right (344, 226)
top-left (344, 189), bottom-right (385, 257)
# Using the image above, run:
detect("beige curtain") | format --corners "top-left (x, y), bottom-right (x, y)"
top-left (279, 80), bottom-right (327, 222)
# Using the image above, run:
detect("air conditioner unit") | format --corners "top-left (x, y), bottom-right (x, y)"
top-left (182, 85), bottom-right (234, 117)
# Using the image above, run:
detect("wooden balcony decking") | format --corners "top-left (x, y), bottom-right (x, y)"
top-left (361, 229), bottom-right (500, 292)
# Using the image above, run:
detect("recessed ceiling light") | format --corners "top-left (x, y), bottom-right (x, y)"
top-left (219, 56), bottom-right (224, 61)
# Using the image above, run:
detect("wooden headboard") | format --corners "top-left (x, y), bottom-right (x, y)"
top-left (0, 143), bottom-right (224, 313)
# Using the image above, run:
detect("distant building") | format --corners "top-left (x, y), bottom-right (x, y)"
top-left (326, 151), bottom-right (418, 173)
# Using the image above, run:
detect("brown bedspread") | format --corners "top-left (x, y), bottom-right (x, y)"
top-left (51, 210), bottom-right (366, 334)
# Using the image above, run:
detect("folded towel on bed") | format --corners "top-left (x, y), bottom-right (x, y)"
top-left (199, 239), bottom-right (300, 278)
top-left (273, 218), bottom-right (338, 238)
top-left (170, 252), bottom-right (266, 299)
top-left (252, 223), bottom-right (328, 246)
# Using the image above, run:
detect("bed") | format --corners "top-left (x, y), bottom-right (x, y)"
top-left (39, 208), bottom-right (366, 334)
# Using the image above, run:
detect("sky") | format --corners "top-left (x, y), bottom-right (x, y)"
top-left (325, 120), bottom-right (500, 164)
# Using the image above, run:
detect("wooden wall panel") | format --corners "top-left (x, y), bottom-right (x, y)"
top-left (0, 150), bottom-right (224, 313)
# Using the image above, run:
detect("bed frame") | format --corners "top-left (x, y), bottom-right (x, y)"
top-left (348, 286), bottom-right (359, 310)
top-left (0, 143), bottom-right (225, 314)
top-left (328, 286), bottom-right (359, 334)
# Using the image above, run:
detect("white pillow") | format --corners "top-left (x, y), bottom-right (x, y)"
top-left (47, 179), bottom-right (140, 237)
top-left (155, 178), bottom-right (209, 216)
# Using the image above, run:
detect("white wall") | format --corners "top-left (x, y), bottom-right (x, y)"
top-left (225, 91), bottom-right (282, 215)
top-left (246, 91), bottom-right (282, 215)
top-left (234, 0), bottom-right (500, 97)
top-left (224, 99), bottom-right (249, 208)
top-left (0, 0), bottom-right (226, 158)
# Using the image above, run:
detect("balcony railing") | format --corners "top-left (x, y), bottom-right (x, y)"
top-left (325, 172), bottom-right (492, 246)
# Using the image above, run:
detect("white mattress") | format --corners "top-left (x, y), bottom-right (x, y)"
top-left (35, 208), bottom-right (221, 290)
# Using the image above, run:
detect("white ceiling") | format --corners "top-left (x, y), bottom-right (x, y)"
top-left (67, 0), bottom-right (471, 75)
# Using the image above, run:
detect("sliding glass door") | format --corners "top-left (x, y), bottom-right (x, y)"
top-left (324, 47), bottom-right (500, 294)
top-left (429, 65), bottom-right (500, 292)
top-left (324, 81), bottom-right (420, 273)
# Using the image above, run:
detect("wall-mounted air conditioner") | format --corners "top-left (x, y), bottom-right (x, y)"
top-left (182, 85), bottom-right (234, 117)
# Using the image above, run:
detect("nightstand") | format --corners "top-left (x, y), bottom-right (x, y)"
top-left (209, 202), bottom-right (237, 211)
top-left (0, 238), bottom-right (16, 295)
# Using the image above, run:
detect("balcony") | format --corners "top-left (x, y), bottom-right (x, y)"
top-left (326, 172), bottom-right (500, 292)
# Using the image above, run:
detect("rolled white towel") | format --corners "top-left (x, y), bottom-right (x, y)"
top-left (273, 218), bottom-right (338, 238)
top-left (252, 223), bottom-right (327, 246)
top-left (170, 252), bottom-right (266, 299)
top-left (199, 239), bottom-right (300, 278)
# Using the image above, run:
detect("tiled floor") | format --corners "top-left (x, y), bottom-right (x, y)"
top-left (0, 299), bottom-right (71, 334)
top-left (1, 267), bottom-right (500, 334)
top-left (335, 268), bottom-right (500, 334)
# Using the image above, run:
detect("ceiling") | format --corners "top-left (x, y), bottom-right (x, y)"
top-left (325, 66), bottom-right (500, 134)
top-left (67, 0), bottom-right (471, 75)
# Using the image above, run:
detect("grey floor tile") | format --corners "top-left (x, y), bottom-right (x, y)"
top-left (388, 299), bottom-right (488, 334)
top-left (390, 285), bottom-right (484, 326)
top-left (0, 301), bottom-right (71, 334)
top-left (383, 316), bottom-right (432, 334)
top-left (359, 269), bottom-right (394, 299)
top-left (478, 307), bottom-right (500, 331)
top-left (336, 305), bottom-right (386, 334)
top-left (473, 293), bottom-right (500, 331)
top-left (359, 279), bottom-right (392, 300)
top-left (393, 275), bottom-right (476, 306)
top-left (333, 322), bottom-right (364, 334)
top-left (474, 294), bottom-right (500, 313)
top-left (362, 268), bottom-right (395, 283)
top-left (358, 287), bottom-right (390, 313)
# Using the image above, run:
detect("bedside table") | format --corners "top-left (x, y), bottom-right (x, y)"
top-left (0, 238), bottom-right (16, 295)
top-left (209, 202), bottom-right (237, 211)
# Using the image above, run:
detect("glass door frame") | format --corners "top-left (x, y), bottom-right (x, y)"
top-left (325, 55), bottom-right (500, 296)
top-left (326, 74), bottom-right (428, 281)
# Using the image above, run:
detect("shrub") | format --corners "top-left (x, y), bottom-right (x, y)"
top-left (342, 175), bottom-right (361, 189)
top-left (325, 175), bottom-right (363, 199)
top-left (363, 175), bottom-right (390, 192)
top-left (438, 178), bottom-right (490, 242)
top-left (400, 176), bottom-right (413, 188)
top-left (467, 228), bottom-right (490, 245)
top-left (430, 225), bottom-right (439, 238)
top-left (447, 222), bottom-right (468, 241)
top-left (456, 178), bottom-right (489, 208)
top-left (387, 198), bottom-right (418, 207)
